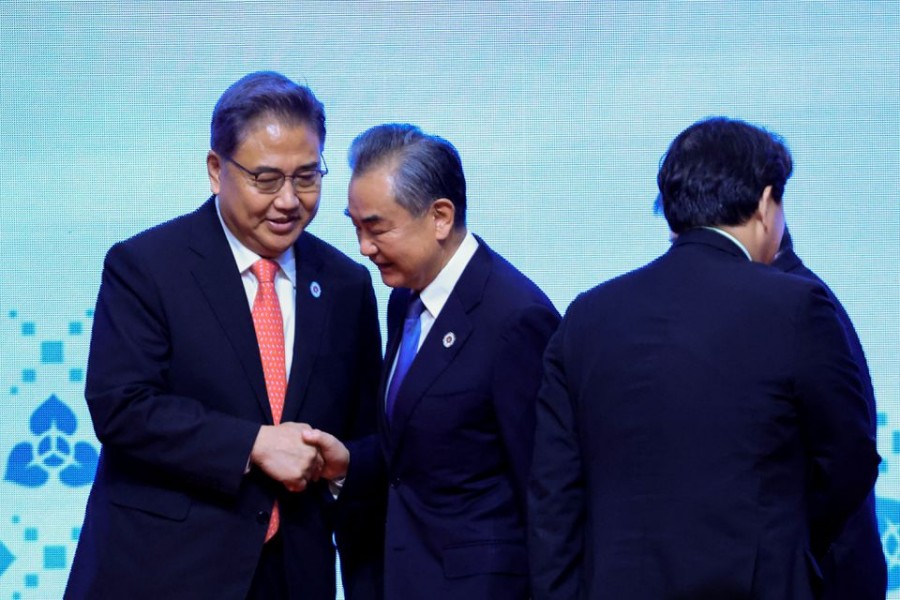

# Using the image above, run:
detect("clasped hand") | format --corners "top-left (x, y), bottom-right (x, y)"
top-left (250, 422), bottom-right (325, 492)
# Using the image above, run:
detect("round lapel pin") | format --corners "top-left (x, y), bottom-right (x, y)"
top-left (310, 281), bottom-right (322, 298)
top-left (442, 332), bottom-right (456, 348)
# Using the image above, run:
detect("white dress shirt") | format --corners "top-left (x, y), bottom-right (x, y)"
top-left (215, 197), bottom-right (296, 376)
top-left (386, 231), bottom-right (479, 394)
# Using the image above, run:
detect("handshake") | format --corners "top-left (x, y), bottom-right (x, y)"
top-left (249, 422), bottom-right (350, 492)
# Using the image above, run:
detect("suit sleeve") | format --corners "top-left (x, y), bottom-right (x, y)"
top-left (793, 284), bottom-right (880, 556)
top-left (85, 242), bottom-right (260, 496)
top-left (492, 302), bottom-right (561, 507)
top-left (528, 311), bottom-right (585, 600)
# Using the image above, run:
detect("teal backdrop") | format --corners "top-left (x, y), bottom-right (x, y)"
top-left (0, 2), bottom-right (897, 598)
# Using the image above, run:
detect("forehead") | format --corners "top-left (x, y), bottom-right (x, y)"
top-left (236, 114), bottom-right (321, 156)
top-left (347, 166), bottom-right (404, 217)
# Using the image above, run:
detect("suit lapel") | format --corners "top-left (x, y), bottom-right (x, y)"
top-left (386, 242), bottom-right (492, 453)
top-left (188, 199), bottom-right (272, 422)
top-left (281, 234), bottom-right (329, 421)
top-left (378, 288), bottom-right (410, 439)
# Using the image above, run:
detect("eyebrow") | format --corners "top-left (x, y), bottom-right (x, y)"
top-left (254, 159), bottom-right (322, 174)
top-left (343, 208), bottom-right (382, 225)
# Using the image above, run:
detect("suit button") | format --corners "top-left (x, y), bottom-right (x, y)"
top-left (390, 478), bottom-right (401, 488)
top-left (256, 510), bottom-right (269, 524)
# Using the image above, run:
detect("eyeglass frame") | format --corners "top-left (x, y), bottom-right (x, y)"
top-left (221, 153), bottom-right (328, 194)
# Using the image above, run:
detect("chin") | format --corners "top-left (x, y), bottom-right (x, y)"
top-left (379, 273), bottom-right (407, 290)
top-left (258, 242), bottom-right (295, 259)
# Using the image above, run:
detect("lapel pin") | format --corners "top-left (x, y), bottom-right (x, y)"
top-left (310, 281), bottom-right (322, 298)
top-left (442, 332), bottom-right (456, 348)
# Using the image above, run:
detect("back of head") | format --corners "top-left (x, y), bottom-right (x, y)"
top-left (657, 117), bottom-right (793, 234)
top-left (348, 123), bottom-right (467, 228)
top-left (210, 71), bottom-right (326, 156)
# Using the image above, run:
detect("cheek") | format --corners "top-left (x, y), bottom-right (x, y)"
top-left (302, 195), bottom-right (321, 218)
top-left (240, 195), bottom-right (273, 222)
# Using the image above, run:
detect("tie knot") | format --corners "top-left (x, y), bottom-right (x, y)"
top-left (251, 259), bottom-right (279, 284)
top-left (406, 296), bottom-right (425, 320)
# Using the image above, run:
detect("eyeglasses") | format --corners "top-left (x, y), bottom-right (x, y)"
top-left (222, 154), bottom-right (328, 194)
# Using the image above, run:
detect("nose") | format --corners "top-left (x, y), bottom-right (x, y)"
top-left (359, 235), bottom-right (377, 257)
top-left (272, 182), bottom-right (301, 210)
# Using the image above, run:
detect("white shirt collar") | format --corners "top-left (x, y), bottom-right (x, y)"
top-left (215, 195), bottom-right (296, 284)
top-left (418, 231), bottom-right (479, 320)
top-left (701, 226), bottom-right (752, 261)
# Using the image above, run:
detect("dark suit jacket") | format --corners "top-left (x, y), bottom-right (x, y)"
top-left (529, 228), bottom-right (879, 600)
top-left (773, 236), bottom-right (887, 600)
top-left (366, 238), bottom-right (559, 599)
top-left (65, 198), bottom-right (382, 600)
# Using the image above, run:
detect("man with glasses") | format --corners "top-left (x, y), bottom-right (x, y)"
top-left (66, 72), bottom-right (383, 599)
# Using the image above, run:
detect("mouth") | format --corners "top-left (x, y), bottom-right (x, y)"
top-left (266, 216), bottom-right (300, 234)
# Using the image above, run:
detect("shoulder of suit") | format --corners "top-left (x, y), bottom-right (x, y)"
top-left (572, 255), bottom-right (661, 306)
top-left (478, 244), bottom-right (555, 310)
top-left (111, 206), bottom-right (198, 255)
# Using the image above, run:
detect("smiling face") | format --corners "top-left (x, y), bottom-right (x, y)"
top-left (347, 164), bottom-right (455, 291)
top-left (207, 115), bottom-right (322, 258)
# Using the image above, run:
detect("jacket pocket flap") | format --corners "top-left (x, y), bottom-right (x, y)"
top-left (108, 481), bottom-right (191, 521)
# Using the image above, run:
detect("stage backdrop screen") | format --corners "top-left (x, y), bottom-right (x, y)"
top-left (1, 2), bottom-right (897, 598)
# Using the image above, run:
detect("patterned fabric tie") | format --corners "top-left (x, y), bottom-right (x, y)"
top-left (385, 296), bottom-right (425, 420)
top-left (250, 259), bottom-right (286, 542)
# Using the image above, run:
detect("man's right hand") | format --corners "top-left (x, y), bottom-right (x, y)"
top-left (301, 428), bottom-right (350, 481)
top-left (250, 422), bottom-right (323, 492)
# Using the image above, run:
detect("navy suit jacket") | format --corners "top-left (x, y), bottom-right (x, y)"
top-left (370, 239), bottom-right (559, 599)
top-left (66, 198), bottom-right (382, 600)
top-left (529, 228), bottom-right (879, 600)
top-left (773, 236), bottom-right (887, 600)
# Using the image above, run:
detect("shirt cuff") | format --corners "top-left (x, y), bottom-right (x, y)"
top-left (328, 476), bottom-right (346, 499)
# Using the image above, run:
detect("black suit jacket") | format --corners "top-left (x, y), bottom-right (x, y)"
top-left (66, 198), bottom-right (382, 600)
top-left (529, 228), bottom-right (879, 600)
top-left (773, 236), bottom-right (887, 600)
top-left (359, 239), bottom-right (559, 599)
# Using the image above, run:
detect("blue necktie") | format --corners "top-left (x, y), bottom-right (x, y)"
top-left (386, 296), bottom-right (425, 419)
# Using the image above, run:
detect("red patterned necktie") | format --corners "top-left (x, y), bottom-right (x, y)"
top-left (250, 259), bottom-right (286, 542)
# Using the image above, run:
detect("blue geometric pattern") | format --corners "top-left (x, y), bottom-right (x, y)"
top-left (878, 496), bottom-right (900, 591)
top-left (4, 395), bottom-right (98, 488)
top-left (0, 541), bottom-right (14, 577)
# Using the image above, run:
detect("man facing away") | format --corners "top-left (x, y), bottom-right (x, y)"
top-left (528, 116), bottom-right (879, 599)
top-left (773, 228), bottom-right (887, 599)
top-left (304, 123), bottom-right (560, 599)
top-left (66, 71), bottom-right (382, 600)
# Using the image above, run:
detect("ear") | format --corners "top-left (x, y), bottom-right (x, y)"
top-left (756, 185), bottom-right (785, 263)
top-left (430, 198), bottom-right (457, 241)
top-left (757, 185), bottom-right (775, 229)
top-left (207, 151), bottom-right (222, 195)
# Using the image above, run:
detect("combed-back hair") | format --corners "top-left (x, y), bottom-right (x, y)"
top-left (210, 71), bottom-right (325, 157)
top-left (348, 123), bottom-right (467, 228)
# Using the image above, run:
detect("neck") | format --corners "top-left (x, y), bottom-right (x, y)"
top-left (415, 227), bottom-right (467, 291)
top-left (715, 224), bottom-right (764, 263)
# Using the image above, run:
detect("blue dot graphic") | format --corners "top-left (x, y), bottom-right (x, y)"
top-left (41, 341), bottom-right (64, 364)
